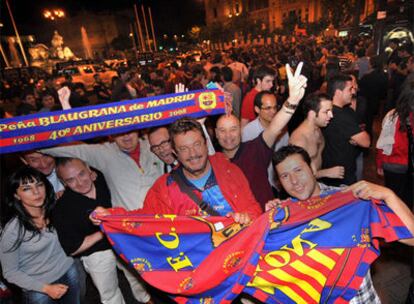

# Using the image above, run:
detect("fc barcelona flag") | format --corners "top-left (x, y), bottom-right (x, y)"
top-left (98, 190), bottom-right (412, 303)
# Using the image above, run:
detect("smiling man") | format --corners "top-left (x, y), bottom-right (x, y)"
top-left (21, 151), bottom-right (65, 196)
top-left (141, 117), bottom-right (262, 223)
top-left (53, 157), bottom-right (126, 304)
top-left (148, 126), bottom-right (177, 173)
top-left (268, 145), bottom-right (414, 304)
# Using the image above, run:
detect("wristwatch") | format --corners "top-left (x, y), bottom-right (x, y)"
top-left (283, 100), bottom-right (298, 111)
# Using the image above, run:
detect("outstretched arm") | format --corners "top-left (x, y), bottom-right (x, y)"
top-left (348, 181), bottom-right (414, 246)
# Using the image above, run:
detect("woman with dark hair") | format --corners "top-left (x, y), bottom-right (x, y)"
top-left (377, 80), bottom-right (414, 208)
top-left (0, 166), bottom-right (80, 303)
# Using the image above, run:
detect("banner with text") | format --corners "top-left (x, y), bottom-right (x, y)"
top-left (0, 88), bottom-right (224, 154)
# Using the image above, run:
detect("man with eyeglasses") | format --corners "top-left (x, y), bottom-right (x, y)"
top-left (241, 90), bottom-right (290, 192)
top-left (148, 127), bottom-right (177, 173)
top-left (242, 90), bottom-right (289, 149)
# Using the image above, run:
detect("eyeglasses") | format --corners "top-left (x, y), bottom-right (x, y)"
top-left (150, 139), bottom-right (171, 153)
top-left (260, 106), bottom-right (277, 111)
top-left (175, 140), bottom-right (204, 154)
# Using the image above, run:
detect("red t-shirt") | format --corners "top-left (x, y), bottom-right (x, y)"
top-left (241, 88), bottom-right (258, 121)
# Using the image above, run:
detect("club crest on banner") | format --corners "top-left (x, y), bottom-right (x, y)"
top-left (353, 228), bottom-right (372, 248)
top-left (199, 297), bottom-right (215, 304)
top-left (178, 277), bottom-right (194, 292)
top-left (131, 257), bottom-right (152, 273)
top-left (298, 195), bottom-right (331, 210)
top-left (121, 219), bottom-right (141, 232)
top-left (223, 251), bottom-right (244, 273)
top-left (197, 92), bottom-right (217, 111)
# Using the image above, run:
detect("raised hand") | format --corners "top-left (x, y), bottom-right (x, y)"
top-left (286, 62), bottom-right (307, 105)
top-left (57, 86), bottom-right (72, 110)
top-left (175, 83), bottom-right (188, 93)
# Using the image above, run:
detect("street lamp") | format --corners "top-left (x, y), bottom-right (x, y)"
top-left (43, 9), bottom-right (65, 21)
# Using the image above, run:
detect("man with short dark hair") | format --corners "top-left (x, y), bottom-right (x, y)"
top-left (269, 145), bottom-right (414, 304)
top-left (148, 126), bottom-right (177, 173)
top-left (242, 90), bottom-right (289, 149)
top-left (289, 92), bottom-right (344, 179)
top-left (20, 151), bottom-right (64, 196)
top-left (16, 92), bottom-right (37, 116)
top-left (39, 92), bottom-right (58, 112)
top-left (241, 90), bottom-right (290, 190)
top-left (226, 53), bottom-right (248, 84)
top-left (240, 65), bottom-right (276, 128)
top-left (221, 66), bottom-right (242, 118)
top-left (322, 74), bottom-right (370, 186)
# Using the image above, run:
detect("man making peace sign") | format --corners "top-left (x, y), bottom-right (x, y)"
top-left (216, 63), bottom-right (308, 209)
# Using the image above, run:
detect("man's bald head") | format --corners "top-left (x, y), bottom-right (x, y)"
top-left (217, 114), bottom-right (240, 128)
top-left (215, 114), bottom-right (242, 156)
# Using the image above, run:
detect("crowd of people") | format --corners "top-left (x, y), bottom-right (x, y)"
top-left (0, 33), bottom-right (413, 304)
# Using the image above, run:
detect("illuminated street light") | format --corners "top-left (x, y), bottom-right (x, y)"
top-left (43, 9), bottom-right (65, 21)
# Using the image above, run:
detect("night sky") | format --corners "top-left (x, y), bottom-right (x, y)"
top-left (1, 0), bottom-right (205, 38)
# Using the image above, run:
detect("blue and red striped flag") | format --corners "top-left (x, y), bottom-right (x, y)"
top-left (98, 190), bottom-right (412, 303)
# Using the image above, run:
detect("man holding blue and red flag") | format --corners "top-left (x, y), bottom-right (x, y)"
top-left (259, 145), bottom-right (414, 304)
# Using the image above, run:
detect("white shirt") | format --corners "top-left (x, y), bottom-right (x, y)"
top-left (47, 169), bottom-right (65, 193)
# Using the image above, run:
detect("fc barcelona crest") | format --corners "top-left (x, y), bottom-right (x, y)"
top-left (198, 92), bottom-right (217, 110)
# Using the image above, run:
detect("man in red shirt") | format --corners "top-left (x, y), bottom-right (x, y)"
top-left (241, 65), bottom-right (276, 128)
